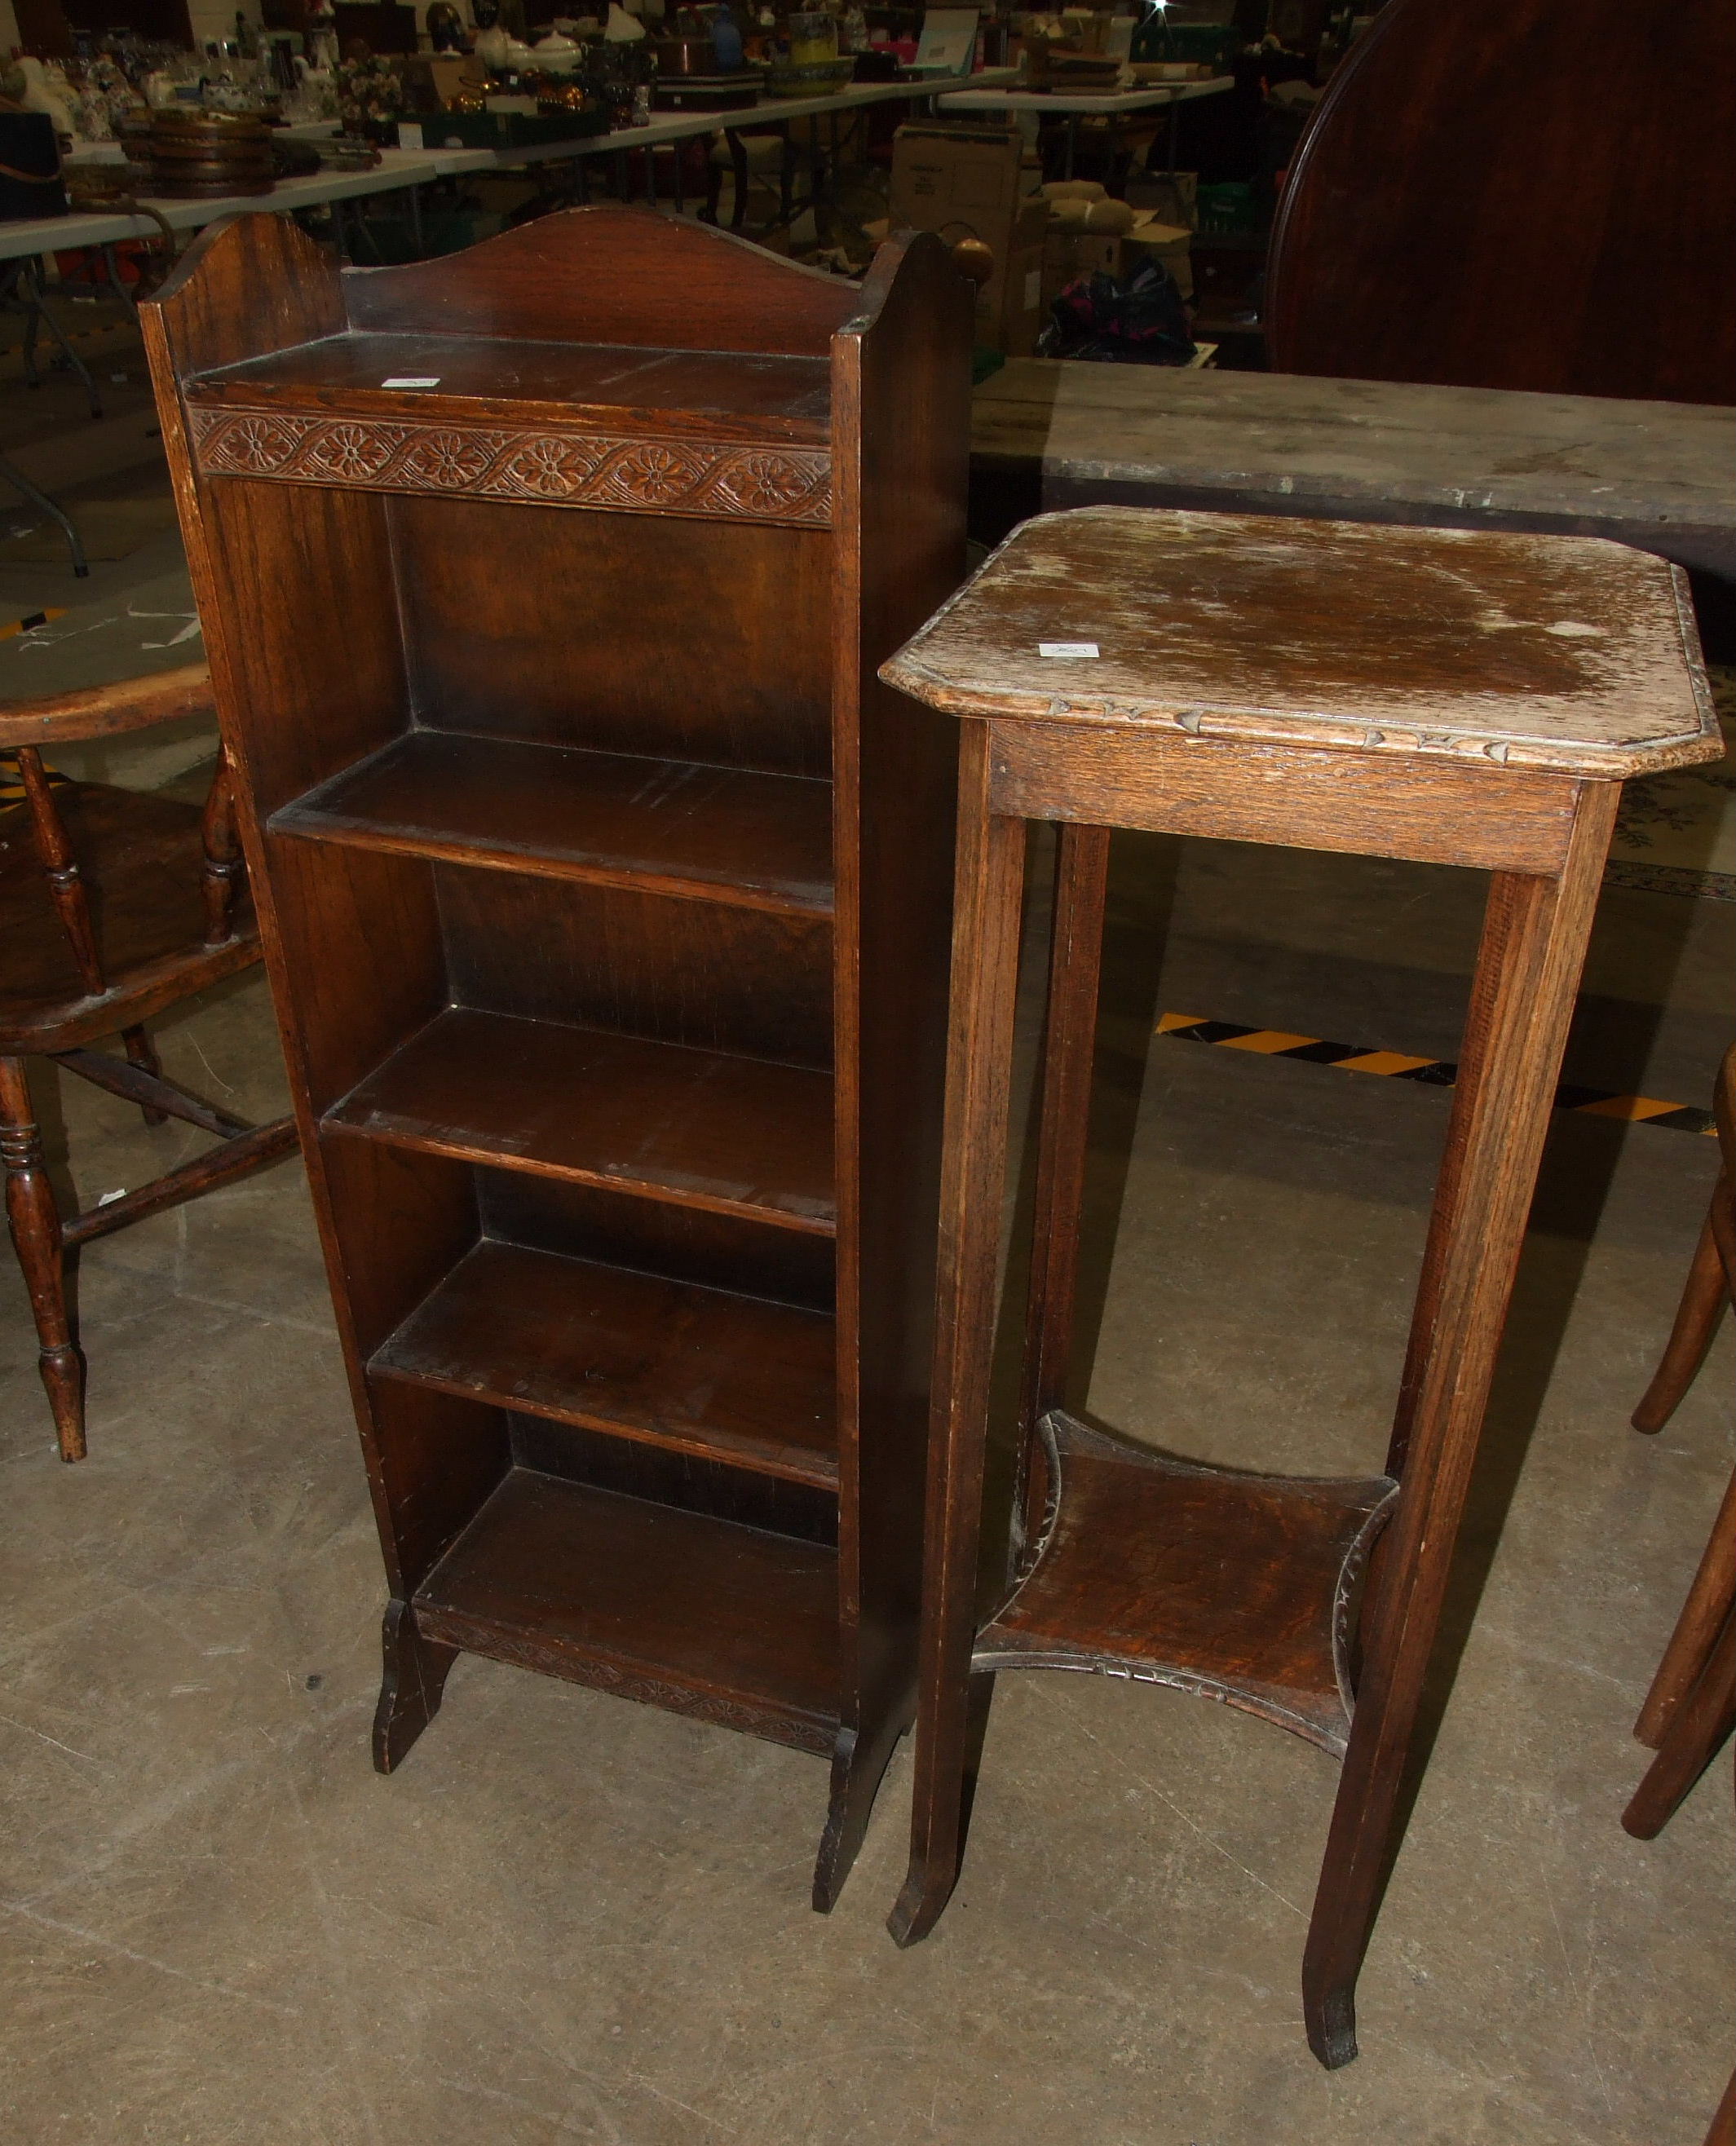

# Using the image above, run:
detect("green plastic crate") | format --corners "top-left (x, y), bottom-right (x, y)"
top-left (1195, 179), bottom-right (1257, 236)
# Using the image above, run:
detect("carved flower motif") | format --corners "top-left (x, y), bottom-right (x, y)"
top-left (500, 436), bottom-right (600, 497)
top-left (603, 442), bottom-right (705, 505)
top-left (214, 415), bottom-right (301, 474)
top-left (306, 423), bottom-right (397, 479)
top-left (718, 452), bottom-right (821, 516)
top-left (401, 431), bottom-right (496, 490)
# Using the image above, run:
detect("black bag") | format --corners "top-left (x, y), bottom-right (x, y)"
top-left (0, 112), bottom-right (68, 223)
top-left (1036, 256), bottom-right (1195, 366)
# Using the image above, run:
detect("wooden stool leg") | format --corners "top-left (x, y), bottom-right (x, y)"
top-left (1633, 1205), bottom-right (1733, 1433)
top-left (121, 1024), bottom-right (168, 1128)
top-left (1636, 1463), bottom-right (1736, 1748)
top-left (889, 730), bottom-right (1029, 1948)
top-left (0, 1056), bottom-right (86, 1461)
top-left (1301, 784), bottom-right (1619, 2069)
top-left (1623, 1610), bottom-right (1736, 1838)
top-left (1014, 822), bottom-right (1112, 1561)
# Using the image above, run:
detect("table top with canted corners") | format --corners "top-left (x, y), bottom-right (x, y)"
top-left (881, 507), bottom-right (1722, 780)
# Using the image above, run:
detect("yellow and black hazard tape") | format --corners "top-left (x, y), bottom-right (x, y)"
top-left (1155, 1013), bottom-right (1718, 1137)
top-left (1, 607), bottom-right (68, 642)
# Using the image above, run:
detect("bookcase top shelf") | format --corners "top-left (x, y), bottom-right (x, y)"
top-left (181, 333), bottom-right (833, 445)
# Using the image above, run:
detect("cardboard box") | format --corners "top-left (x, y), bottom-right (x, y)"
top-left (983, 196), bottom-right (1049, 354)
top-left (888, 123), bottom-right (1026, 239)
top-left (1125, 167), bottom-right (1199, 231)
top-left (1121, 214), bottom-right (1193, 299)
top-left (864, 197), bottom-right (1042, 352)
top-left (890, 126), bottom-right (1047, 352)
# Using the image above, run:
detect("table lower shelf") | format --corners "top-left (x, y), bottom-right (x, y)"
top-left (974, 1412), bottom-right (1397, 1755)
top-left (413, 1464), bottom-right (841, 1755)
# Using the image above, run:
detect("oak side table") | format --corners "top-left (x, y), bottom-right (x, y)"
top-left (877, 506), bottom-right (1721, 2064)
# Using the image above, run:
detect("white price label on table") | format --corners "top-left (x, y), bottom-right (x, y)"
top-left (382, 378), bottom-right (442, 388)
top-left (1038, 642), bottom-right (1100, 659)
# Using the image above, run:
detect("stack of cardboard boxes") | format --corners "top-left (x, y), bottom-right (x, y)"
top-left (885, 124), bottom-right (1049, 355)
top-left (878, 128), bottom-right (1196, 351)
top-left (1043, 214), bottom-right (1194, 303)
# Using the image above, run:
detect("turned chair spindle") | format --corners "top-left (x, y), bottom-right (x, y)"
top-left (0, 661), bottom-right (298, 1461)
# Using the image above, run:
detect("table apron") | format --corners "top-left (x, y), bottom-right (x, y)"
top-left (985, 717), bottom-right (1589, 874)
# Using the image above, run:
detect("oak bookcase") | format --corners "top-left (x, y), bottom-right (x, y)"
top-left (142, 206), bottom-right (972, 1903)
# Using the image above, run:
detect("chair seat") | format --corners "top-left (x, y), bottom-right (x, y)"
top-left (0, 781), bottom-right (259, 1052)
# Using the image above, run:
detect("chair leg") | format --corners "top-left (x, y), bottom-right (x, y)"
top-left (1622, 1609), bottom-right (1736, 1839)
top-left (121, 1026), bottom-right (169, 1128)
top-left (1636, 1462), bottom-right (1736, 1748)
top-left (0, 1058), bottom-right (86, 1461)
top-left (1633, 1204), bottom-right (1732, 1433)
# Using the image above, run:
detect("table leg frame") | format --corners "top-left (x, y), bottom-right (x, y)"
top-left (1301, 779), bottom-right (1619, 2062)
top-left (889, 726), bottom-right (1030, 1949)
top-left (1013, 821), bottom-right (1111, 1570)
top-left (893, 757), bottom-right (1623, 2064)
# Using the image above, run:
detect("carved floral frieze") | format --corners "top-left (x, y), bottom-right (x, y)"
top-left (188, 406), bottom-right (833, 527)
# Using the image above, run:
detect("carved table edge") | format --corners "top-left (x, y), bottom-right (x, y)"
top-left (877, 654), bottom-right (1724, 783)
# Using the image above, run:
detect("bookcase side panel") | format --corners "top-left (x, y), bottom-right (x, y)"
top-left (261, 837), bottom-right (447, 1115)
top-left (832, 236), bottom-right (973, 1733)
top-left (201, 481), bottom-right (413, 819)
top-left (367, 1380), bottom-right (514, 1599)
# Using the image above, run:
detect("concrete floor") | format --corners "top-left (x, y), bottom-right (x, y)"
top-left (0, 300), bottom-right (1731, 2146)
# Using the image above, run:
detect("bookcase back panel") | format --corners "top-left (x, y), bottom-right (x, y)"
top-left (508, 1413), bottom-right (838, 1546)
top-left (435, 865), bottom-right (834, 1071)
top-left (390, 498), bottom-right (833, 779)
top-left (263, 836), bottom-right (446, 1114)
top-left (342, 205), bottom-right (856, 357)
top-left (481, 1171), bottom-right (834, 1314)
top-left (204, 480), bottom-right (411, 817)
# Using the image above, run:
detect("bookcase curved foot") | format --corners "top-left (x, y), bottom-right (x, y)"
top-left (373, 1598), bottom-right (459, 1774)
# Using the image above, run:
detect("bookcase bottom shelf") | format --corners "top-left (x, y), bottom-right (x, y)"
top-left (413, 1467), bottom-right (841, 1755)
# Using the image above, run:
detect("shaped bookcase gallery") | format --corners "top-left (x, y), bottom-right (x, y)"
top-left (141, 206), bottom-right (973, 1904)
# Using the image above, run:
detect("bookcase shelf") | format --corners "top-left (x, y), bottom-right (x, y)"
top-left (272, 731), bottom-right (835, 916)
top-left (144, 205), bottom-right (971, 1910)
top-left (324, 1006), bottom-right (836, 1231)
top-left (373, 1239), bottom-right (839, 1490)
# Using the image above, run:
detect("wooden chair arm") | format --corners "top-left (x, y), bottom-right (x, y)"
top-left (0, 661), bottom-right (214, 749)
